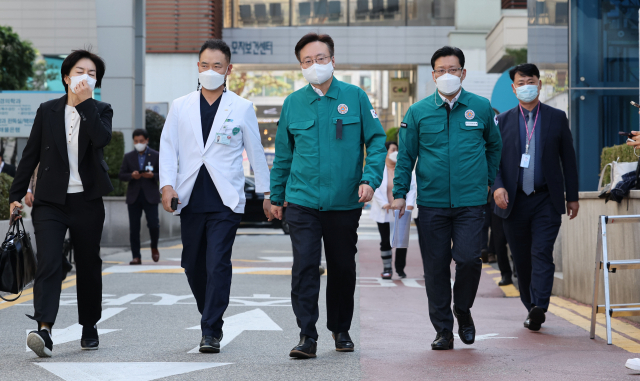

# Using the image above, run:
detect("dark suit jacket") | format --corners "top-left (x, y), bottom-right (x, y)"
top-left (9, 95), bottom-right (113, 204)
top-left (492, 102), bottom-right (578, 218)
top-left (118, 148), bottom-right (161, 204)
top-left (1, 163), bottom-right (16, 177)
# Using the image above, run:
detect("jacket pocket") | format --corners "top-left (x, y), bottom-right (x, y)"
top-left (288, 120), bottom-right (316, 156)
top-left (458, 121), bottom-right (485, 150)
top-left (418, 123), bottom-right (445, 149)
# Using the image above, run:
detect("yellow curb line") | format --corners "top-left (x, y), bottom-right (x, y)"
top-left (0, 275), bottom-right (79, 311)
top-left (492, 276), bottom-right (520, 298)
top-left (486, 269), bottom-right (500, 274)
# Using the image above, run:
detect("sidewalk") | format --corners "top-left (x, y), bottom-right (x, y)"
top-left (357, 238), bottom-right (638, 380)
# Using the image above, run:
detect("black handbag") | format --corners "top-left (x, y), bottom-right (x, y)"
top-left (0, 217), bottom-right (37, 302)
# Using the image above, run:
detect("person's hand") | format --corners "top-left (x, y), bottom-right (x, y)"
top-left (381, 203), bottom-right (391, 213)
top-left (25, 192), bottom-right (34, 207)
top-left (141, 171), bottom-right (153, 179)
top-left (567, 201), bottom-right (579, 220)
top-left (407, 206), bottom-right (414, 210)
top-left (390, 198), bottom-right (407, 217)
top-left (263, 199), bottom-right (274, 221)
top-left (494, 187), bottom-right (509, 210)
top-left (626, 131), bottom-right (640, 147)
top-left (10, 201), bottom-right (22, 222)
top-left (271, 205), bottom-right (283, 220)
top-left (161, 185), bottom-right (180, 212)
top-left (74, 79), bottom-right (93, 104)
top-left (131, 170), bottom-right (141, 180)
top-left (358, 184), bottom-right (374, 203)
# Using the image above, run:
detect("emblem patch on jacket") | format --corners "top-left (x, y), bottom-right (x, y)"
top-left (232, 127), bottom-right (240, 135)
top-left (465, 110), bottom-right (475, 120)
top-left (338, 104), bottom-right (348, 114)
top-left (494, 115), bottom-right (499, 126)
top-left (400, 122), bottom-right (407, 128)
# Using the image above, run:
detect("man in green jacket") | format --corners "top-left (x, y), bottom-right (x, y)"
top-left (270, 33), bottom-right (386, 359)
top-left (391, 46), bottom-right (502, 351)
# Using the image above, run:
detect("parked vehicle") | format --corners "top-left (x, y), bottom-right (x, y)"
top-left (242, 176), bottom-right (288, 234)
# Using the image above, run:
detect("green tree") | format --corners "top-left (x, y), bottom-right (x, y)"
top-left (0, 26), bottom-right (36, 90)
top-left (145, 109), bottom-right (165, 151)
top-left (28, 57), bottom-right (58, 91)
top-left (228, 71), bottom-right (302, 99)
top-left (505, 48), bottom-right (528, 66)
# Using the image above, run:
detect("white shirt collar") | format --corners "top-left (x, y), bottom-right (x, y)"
top-left (438, 88), bottom-right (462, 107)
top-left (311, 85), bottom-right (324, 97)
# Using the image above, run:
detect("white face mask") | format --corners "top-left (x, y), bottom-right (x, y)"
top-left (388, 151), bottom-right (398, 163)
top-left (134, 143), bottom-right (147, 152)
top-left (301, 62), bottom-right (334, 85)
top-left (199, 67), bottom-right (228, 90)
top-left (435, 73), bottom-right (462, 96)
top-left (69, 74), bottom-right (97, 94)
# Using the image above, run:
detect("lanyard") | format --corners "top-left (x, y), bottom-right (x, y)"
top-left (519, 104), bottom-right (540, 154)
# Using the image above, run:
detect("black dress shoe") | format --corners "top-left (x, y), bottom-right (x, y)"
top-left (332, 332), bottom-right (354, 352)
top-left (289, 335), bottom-right (317, 359)
top-left (453, 305), bottom-right (476, 345)
top-left (525, 306), bottom-right (546, 331)
top-left (498, 276), bottom-right (513, 286)
top-left (431, 329), bottom-right (454, 350)
top-left (81, 325), bottom-right (99, 350)
top-left (27, 329), bottom-right (53, 357)
top-left (199, 334), bottom-right (223, 353)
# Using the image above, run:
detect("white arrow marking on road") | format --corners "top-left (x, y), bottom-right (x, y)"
top-left (400, 278), bottom-right (425, 288)
top-left (187, 308), bottom-right (281, 353)
top-left (35, 362), bottom-right (232, 381)
top-left (453, 333), bottom-right (518, 341)
top-left (26, 308), bottom-right (125, 351)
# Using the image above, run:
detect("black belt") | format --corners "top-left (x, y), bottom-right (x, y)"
top-left (518, 184), bottom-right (548, 196)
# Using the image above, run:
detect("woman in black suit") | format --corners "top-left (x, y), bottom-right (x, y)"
top-left (9, 49), bottom-right (113, 358)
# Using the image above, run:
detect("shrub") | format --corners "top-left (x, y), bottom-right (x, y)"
top-left (386, 127), bottom-right (399, 142)
top-left (600, 143), bottom-right (638, 185)
top-left (103, 131), bottom-right (126, 196)
top-left (146, 109), bottom-right (165, 151)
top-left (0, 173), bottom-right (12, 220)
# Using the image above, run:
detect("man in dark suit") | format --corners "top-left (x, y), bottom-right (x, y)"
top-left (492, 63), bottom-right (579, 332)
top-left (119, 129), bottom-right (161, 265)
top-left (0, 156), bottom-right (16, 177)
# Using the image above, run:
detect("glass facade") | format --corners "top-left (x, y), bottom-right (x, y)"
top-left (529, 0), bottom-right (569, 26)
top-left (223, 0), bottom-right (454, 27)
top-left (570, 0), bottom-right (640, 191)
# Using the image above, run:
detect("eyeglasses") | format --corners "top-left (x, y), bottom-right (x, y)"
top-left (433, 68), bottom-right (463, 76)
top-left (301, 55), bottom-right (332, 68)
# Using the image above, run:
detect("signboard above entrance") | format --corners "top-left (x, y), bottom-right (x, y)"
top-left (0, 91), bottom-right (65, 137)
top-left (389, 78), bottom-right (410, 103)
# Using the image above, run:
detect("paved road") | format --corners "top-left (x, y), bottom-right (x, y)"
top-left (0, 211), bottom-right (638, 380)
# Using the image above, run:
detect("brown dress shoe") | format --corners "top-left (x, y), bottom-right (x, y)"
top-left (151, 248), bottom-right (160, 262)
top-left (129, 257), bottom-right (141, 265)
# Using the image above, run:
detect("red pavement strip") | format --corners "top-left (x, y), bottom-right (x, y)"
top-left (358, 239), bottom-right (639, 380)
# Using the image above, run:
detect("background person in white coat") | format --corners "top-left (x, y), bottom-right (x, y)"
top-left (370, 142), bottom-right (416, 279)
top-left (159, 39), bottom-right (271, 354)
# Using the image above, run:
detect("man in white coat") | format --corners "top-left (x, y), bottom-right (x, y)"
top-left (369, 141), bottom-right (416, 279)
top-left (159, 40), bottom-right (271, 353)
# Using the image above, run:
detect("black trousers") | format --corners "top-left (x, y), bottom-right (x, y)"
top-left (489, 210), bottom-right (512, 278)
top-left (31, 193), bottom-right (105, 326)
top-left (481, 202), bottom-right (492, 250)
top-left (180, 209), bottom-right (242, 337)
top-left (418, 206), bottom-right (484, 333)
top-left (376, 222), bottom-right (407, 272)
top-left (503, 191), bottom-right (561, 311)
top-left (128, 193), bottom-right (160, 259)
top-left (286, 203), bottom-right (362, 340)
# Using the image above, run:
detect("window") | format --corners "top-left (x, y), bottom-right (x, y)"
top-left (349, 0), bottom-right (405, 26)
top-left (407, 0), bottom-right (454, 26)
top-left (360, 76), bottom-right (371, 92)
top-left (292, 0), bottom-right (347, 25)
top-left (232, 0), bottom-right (290, 27)
top-left (528, 0), bottom-right (569, 26)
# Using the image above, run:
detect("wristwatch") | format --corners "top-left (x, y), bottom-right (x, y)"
top-left (359, 180), bottom-right (370, 185)
top-left (264, 194), bottom-right (270, 200)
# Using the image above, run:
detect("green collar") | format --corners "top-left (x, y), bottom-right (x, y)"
top-left (306, 77), bottom-right (340, 103)
top-left (433, 88), bottom-right (470, 109)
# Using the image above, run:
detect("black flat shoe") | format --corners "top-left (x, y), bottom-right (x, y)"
top-left (431, 329), bottom-right (454, 350)
top-left (199, 334), bottom-right (223, 353)
top-left (81, 325), bottom-right (99, 350)
top-left (397, 270), bottom-right (407, 279)
top-left (526, 306), bottom-right (546, 331)
top-left (289, 335), bottom-right (317, 359)
top-left (332, 331), bottom-right (354, 352)
top-left (453, 305), bottom-right (476, 345)
top-left (498, 276), bottom-right (513, 286)
top-left (27, 329), bottom-right (53, 357)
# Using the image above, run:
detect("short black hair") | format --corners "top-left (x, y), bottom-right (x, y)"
top-left (430, 46), bottom-right (465, 70)
top-left (509, 63), bottom-right (540, 81)
top-left (132, 128), bottom-right (148, 139)
top-left (385, 141), bottom-right (398, 150)
top-left (60, 49), bottom-right (106, 93)
top-left (295, 33), bottom-right (335, 62)
top-left (199, 39), bottom-right (231, 63)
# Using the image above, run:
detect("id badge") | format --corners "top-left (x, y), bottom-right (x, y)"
top-left (145, 165), bottom-right (154, 172)
top-left (520, 154), bottom-right (531, 168)
top-left (215, 132), bottom-right (231, 145)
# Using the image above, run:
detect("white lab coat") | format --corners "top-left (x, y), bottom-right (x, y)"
top-left (159, 90), bottom-right (270, 214)
top-left (370, 167), bottom-right (416, 224)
